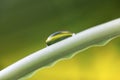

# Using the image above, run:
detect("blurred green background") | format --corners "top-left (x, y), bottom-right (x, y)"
top-left (0, 0), bottom-right (120, 80)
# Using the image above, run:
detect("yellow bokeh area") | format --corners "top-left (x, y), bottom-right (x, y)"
top-left (27, 39), bottom-right (120, 80)
top-left (0, 0), bottom-right (120, 80)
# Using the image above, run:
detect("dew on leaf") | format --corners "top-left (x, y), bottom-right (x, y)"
top-left (46, 31), bottom-right (75, 46)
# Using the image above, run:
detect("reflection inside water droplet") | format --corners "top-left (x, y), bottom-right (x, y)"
top-left (46, 31), bottom-right (75, 46)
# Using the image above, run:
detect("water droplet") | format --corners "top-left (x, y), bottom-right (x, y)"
top-left (46, 31), bottom-right (75, 46)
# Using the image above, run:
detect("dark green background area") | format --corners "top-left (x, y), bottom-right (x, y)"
top-left (0, 0), bottom-right (120, 71)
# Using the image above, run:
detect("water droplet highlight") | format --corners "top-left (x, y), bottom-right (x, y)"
top-left (46, 31), bottom-right (75, 46)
